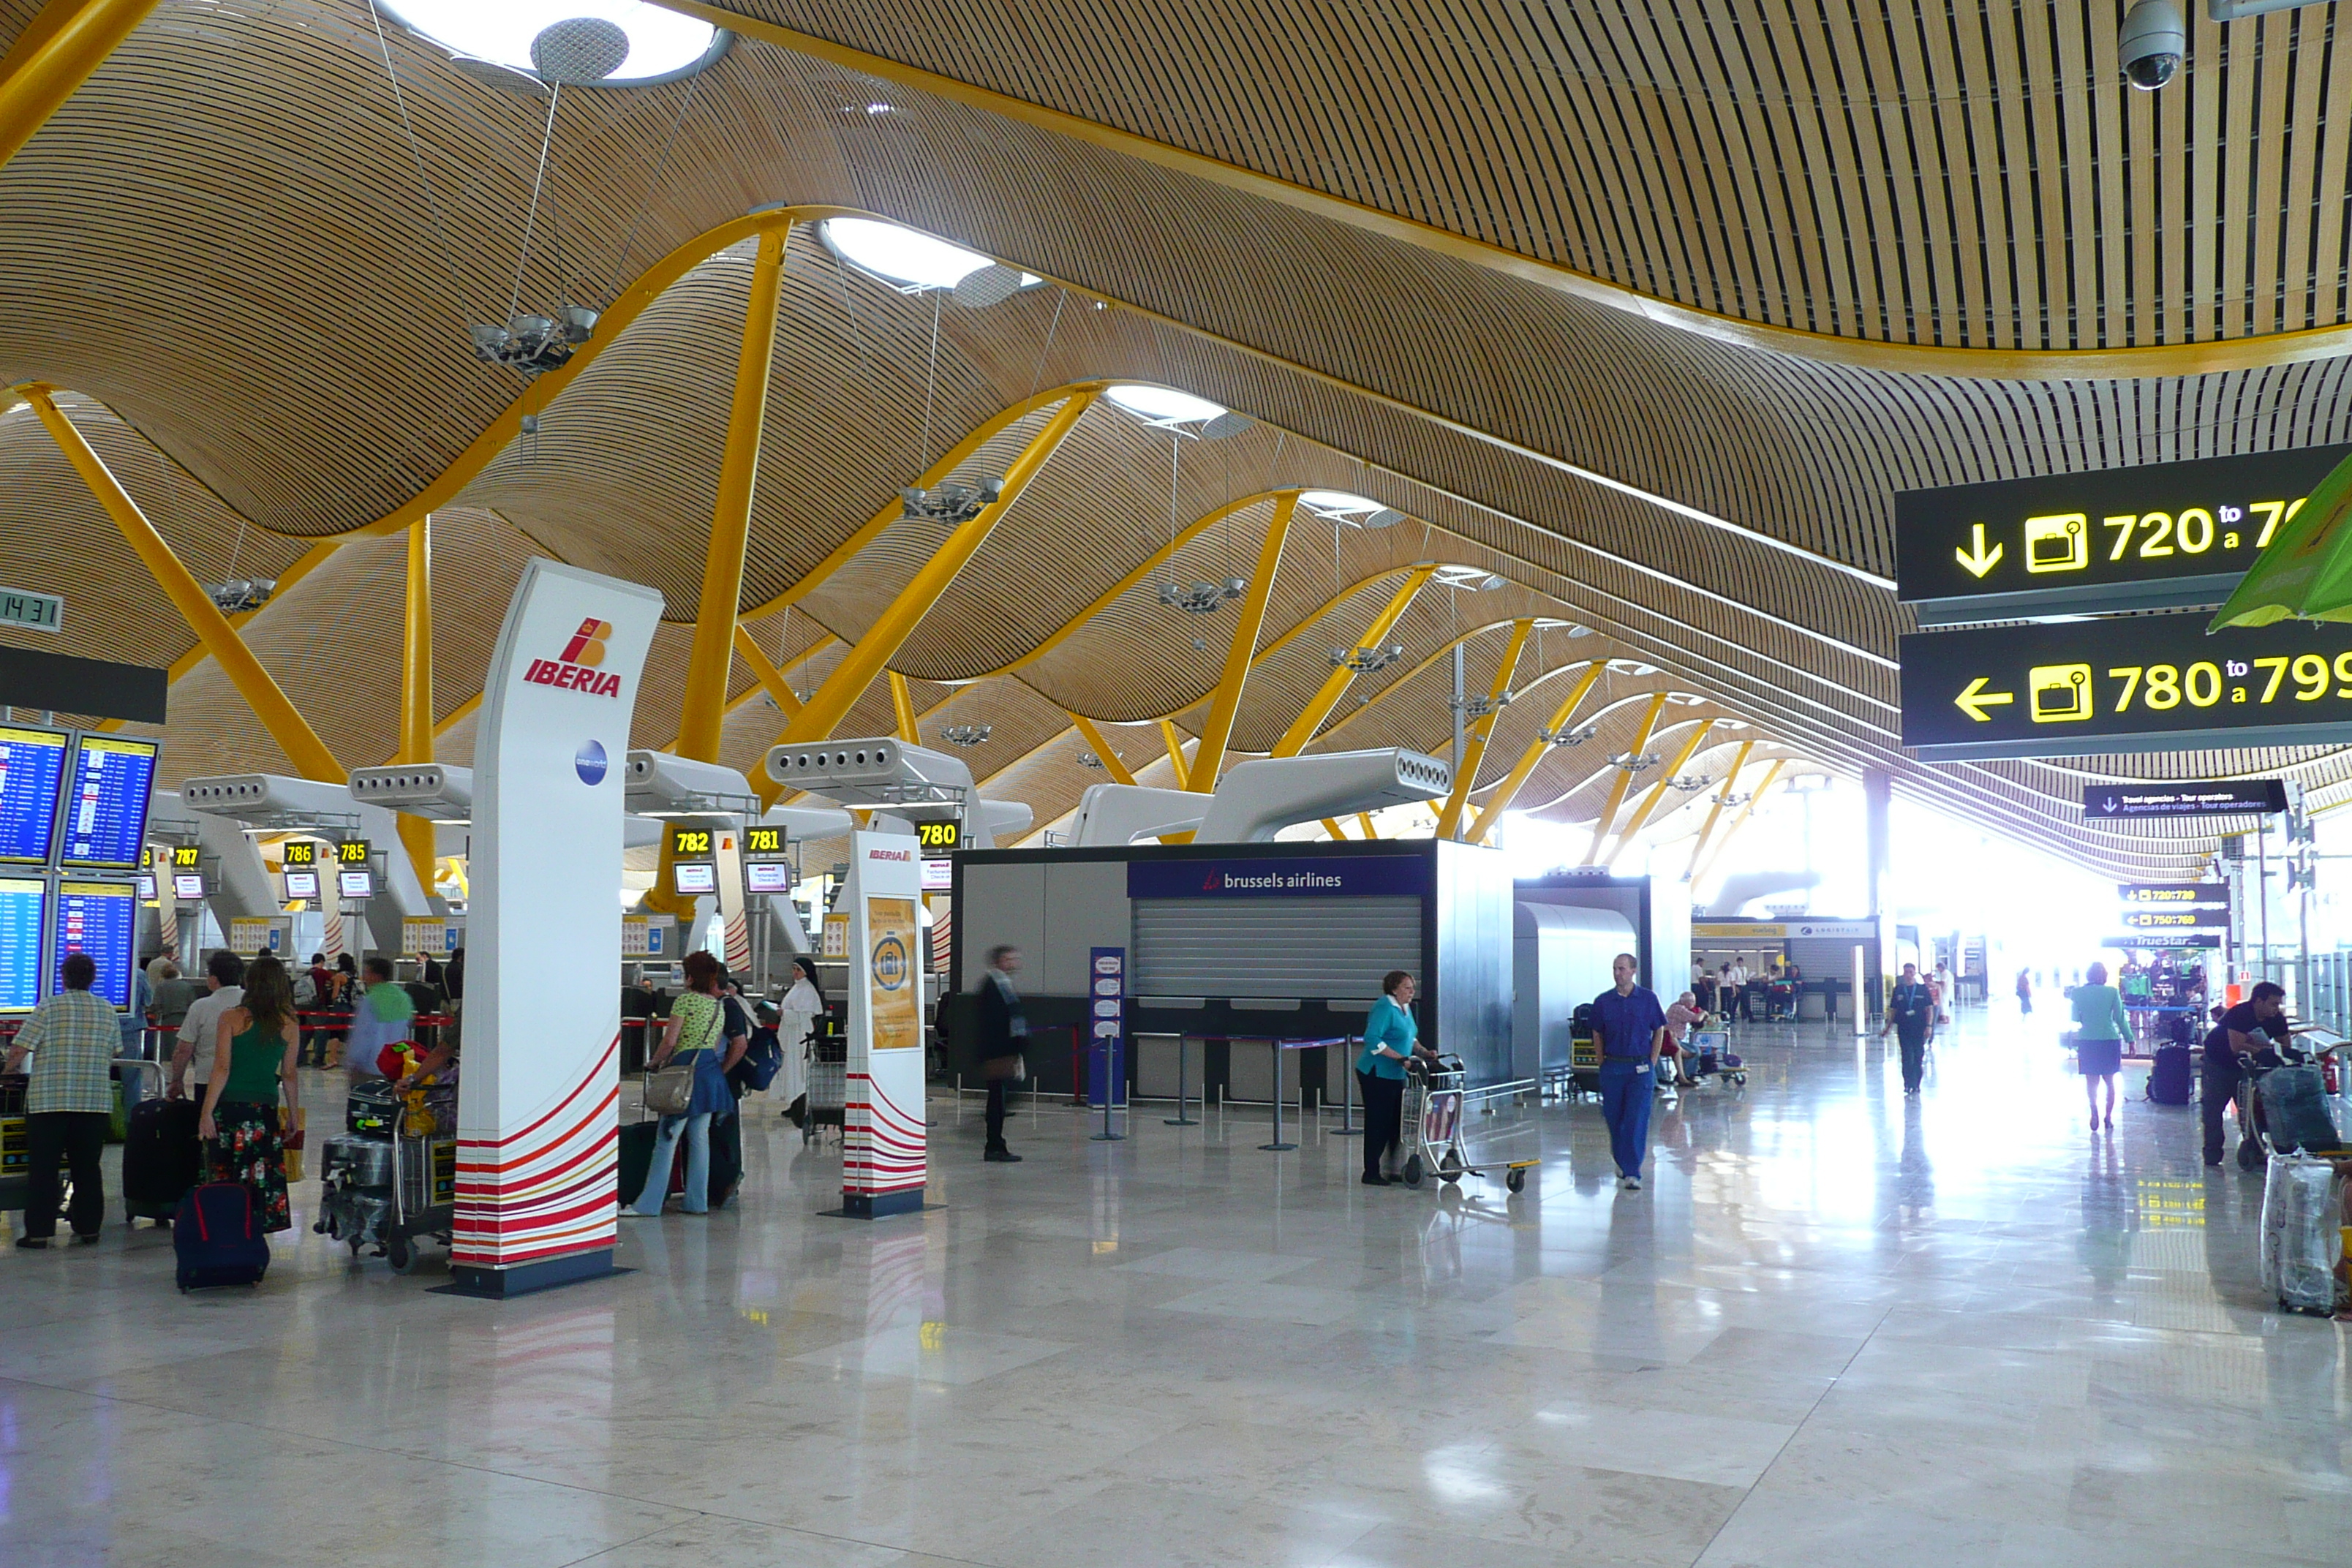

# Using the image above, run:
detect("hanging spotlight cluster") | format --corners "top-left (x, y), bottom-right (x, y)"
top-left (1077, 752), bottom-right (1104, 771)
top-left (468, 308), bottom-right (598, 374)
top-left (901, 477), bottom-right (1003, 525)
top-left (1711, 789), bottom-right (1753, 808)
top-left (1455, 691), bottom-right (1513, 719)
top-left (203, 578), bottom-right (276, 614)
top-left (1609, 750), bottom-right (1661, 773)
top-left (1666, 774), bottom-right (1711, 793)
top-left (1331, 643), bottom-right (1405, 674)
top-left (939, 723), bottom-right (992, 748)
top-left (1160, 578), bottom-right (1248, 614)
top-left (1542, 723), bottom-right (1599, 747)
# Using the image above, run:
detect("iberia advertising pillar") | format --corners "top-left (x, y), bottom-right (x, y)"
top-left (842, 830), bottom-right (927, 1217)
top-left (448, 559), bottom-right (663, 1297)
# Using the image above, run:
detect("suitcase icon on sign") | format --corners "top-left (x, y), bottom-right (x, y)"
top-left (2024, 513), bottom-right (2088, 573)
top-left (2028, 664), bottom-right (2095, 723)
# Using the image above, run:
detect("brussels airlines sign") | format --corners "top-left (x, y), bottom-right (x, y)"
top-left (1127, 855), bottom-right (1431, 899)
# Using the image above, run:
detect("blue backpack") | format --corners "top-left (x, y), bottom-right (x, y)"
top-left (739, 1028), bottom-right (785, 1093)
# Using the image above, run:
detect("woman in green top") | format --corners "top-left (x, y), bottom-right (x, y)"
top-left (200, 952), bottom-right (302, 1232)
top-left (2069, 960), bottom-right (2134, 1135)
top-left (1355, 971), bottom-right (1433, 1187)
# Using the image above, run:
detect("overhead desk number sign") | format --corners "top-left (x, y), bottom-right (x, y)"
top-left (1895, 444), bottom-right (2351, 623)
top-left (1899, 617), bottom-right (2352, 761)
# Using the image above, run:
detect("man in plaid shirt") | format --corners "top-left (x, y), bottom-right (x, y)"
top-left (6, 952), bottom-right (119, 1248)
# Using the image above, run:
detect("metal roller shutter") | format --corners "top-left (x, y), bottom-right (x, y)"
top-left (1133, 897), bottom-right (1421, 1000)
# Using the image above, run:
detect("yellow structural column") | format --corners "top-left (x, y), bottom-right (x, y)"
top-left (731, 625), bottom-right (809, 721)
top-left (889, 672), bottom-right (919, 744)
top-left (1068, 715), bottom-right (1137, 785)
top-left (1605, 717), bottom-right (1714, 870)
top-left (1186, 491), bottom-right (1297, 793)
top-left (20, 385), bottom-right (343, 781)
top-left (0, 0), bottom-right (161, 170)
top-left (784, 388), bottom-right (1100, 743)
top-left (1681, 739), bottom-right (1755, 881)
top-left (395, 516), bottom-right (439, 896)
top-left (1694, 760), bottom-right (1787, 891)
top-left (1157, 720), bottom-right (1191, 788)
top-left (1270, 563), bottom-right (1435, 758)
top-left (1432, 618), bottom-right (1531, 840)
top-left (1580, 690), bottom-right (1669, 866)
top-left (678, 225), bottom-right (788, 761)
top-left (1466, 662), bottom-right (1604, 845)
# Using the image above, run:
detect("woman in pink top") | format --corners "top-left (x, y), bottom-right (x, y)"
top-left (1662, 992), bottom-right (1705, 1088)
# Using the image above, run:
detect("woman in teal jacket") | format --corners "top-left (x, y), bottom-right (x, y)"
top-left (1356, 971), bottom-right (1428, 1186)
top-left (2070, 960), bottom-right (2134, 1134)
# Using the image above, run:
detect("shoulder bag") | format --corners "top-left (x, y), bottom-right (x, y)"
top-left (646, 1004), bottom-right (720, 1116)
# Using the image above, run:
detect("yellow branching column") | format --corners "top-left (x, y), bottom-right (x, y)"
top-left (0, 0), bottom-right (162, 170)
top-left (1432, 618), bottom-right (1530, 840)
top-left (1580, 691), bottom-right (1668, 867)
top-left (396, 516), bottom-right (439, 897)
top-left (1466, 662), bottom-right (1604, 845)
top-left (1185, 491), bottom-right (1297, 793)
top-left (1605, 717), bottom-right (1714, 870)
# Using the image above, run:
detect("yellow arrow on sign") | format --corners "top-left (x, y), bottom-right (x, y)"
top-left (1953, 522), bottom-right (2003, 578)
top-left (1953, 676), bottom-right (2014, 722)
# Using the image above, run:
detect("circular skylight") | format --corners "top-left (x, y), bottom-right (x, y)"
top-left (384, 0), bottom-right (725, 86)
top-left (1105, 385), bottom-right (1227, 425)
top-left (1297, 490), bottom-right (1404, 527)
top-left (819, 218), bottom-right (1041, 293)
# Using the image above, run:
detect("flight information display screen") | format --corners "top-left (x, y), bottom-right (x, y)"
top-left (0, 725), bottom-right (68, 865)
top-left (0, 876), bottom-right (45, 1013)
top-left (60, 735), bottom-right (157, 870)
top-left (53, 880), bottom-right (135, 1009)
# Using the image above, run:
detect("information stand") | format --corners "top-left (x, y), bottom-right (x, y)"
top-left (835, 832), bottom-right (926, 1218)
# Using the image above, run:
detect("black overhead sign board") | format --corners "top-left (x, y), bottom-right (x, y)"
top-left (1899, 617), bottom-right (2352, 761)
top-left (2083, 780), bottom-right (2287, 821)
top-left (0, 647), bottom-right (166, 725)
top-left (1894, 444), bottom-right (2351, 624)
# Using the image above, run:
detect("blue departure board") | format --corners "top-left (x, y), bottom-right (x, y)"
top-left (0, 726), bottom-right (67, 865)
top-left (53, 881), bottom-right (135, 1010)
top-left (60, 736), bottom-right (157, 870)
top-left (0, 876), bottom-right (45, 1013)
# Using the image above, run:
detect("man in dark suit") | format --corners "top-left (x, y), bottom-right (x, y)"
top-left (973, 945), bottom-right (1028, 1163)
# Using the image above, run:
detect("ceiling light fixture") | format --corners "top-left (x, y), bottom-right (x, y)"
top-left (1455, 691), bottom-right (1512, 718)
top-left (939, 724), bottom-right (992, 748)
top-left (1666, 774), bottom-right (1711, 792)
top-left (1298, 490), bottom-right (1406, 529)
top-left (1331, 643), bottom-right (1406, 674)
top-left (1077, 752), bottom-right (1104, 771)
top-left (1610, 750), bottom-right (1661, 773)
top-left (818, 217), bottom-right (1041, 297)
top-left (470, 308), bottom-right (598, 374)
top-left (901, 477), bottom-right (1003, 525)
top-left (1710, 790), bottom-right (1753, 808)
top-left (1161, 578), bottom-right (1248, 614)
top-left (382, 0), bottom-right (727, 88)
top-left (204, 578), bottom-right (276, 614)
top-left (1542, 723), bottom-right (1599, 747)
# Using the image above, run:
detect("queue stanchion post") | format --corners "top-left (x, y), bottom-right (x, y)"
top-left (1164, 1033), bottom-right (1198, 1126)
top-left (1333, 1035), bottom-right (1361, 1135)
top-left (1259, 1039), bottom-right (1296, 1152)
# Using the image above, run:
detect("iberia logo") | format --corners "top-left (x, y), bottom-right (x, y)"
top-left (524, 617), bottom-right (622, 698)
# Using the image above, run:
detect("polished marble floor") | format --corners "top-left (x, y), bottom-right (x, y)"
top-left (4, 1000), bottom-right (2347, 1567)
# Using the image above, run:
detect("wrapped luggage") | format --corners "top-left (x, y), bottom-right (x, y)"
top-left (2259, 1152), bottom-right (2345, 1315)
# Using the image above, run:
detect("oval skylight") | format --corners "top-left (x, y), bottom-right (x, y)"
top-left (1297, 490), bottom-right (1405, 527)
top-left (1105, 385), bottom-right (1227, 425)
top-left (385, 0), bottom-right (725, 85)
top-left (820, 218), bottom-right (1041, 293)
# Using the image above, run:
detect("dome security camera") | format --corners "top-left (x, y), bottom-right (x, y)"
top-left (2120, 0), bottom-right (2186, 91)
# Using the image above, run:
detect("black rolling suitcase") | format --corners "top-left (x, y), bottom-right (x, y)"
top-left (173, 1182), bottom-right (270, 1291)
top-left (123, 1097), bottom-right (203, 1225)
top-left (616, 1112), bottom-right (741, 1209)
top-left (2146, 1045), bottom-right (2193, 1106)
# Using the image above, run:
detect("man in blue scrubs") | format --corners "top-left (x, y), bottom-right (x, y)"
top-left (1591, 951), bottom-right (1667, 1191)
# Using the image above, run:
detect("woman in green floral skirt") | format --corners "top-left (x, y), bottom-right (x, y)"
top-left (198, 952), bottom-right (303, 1232)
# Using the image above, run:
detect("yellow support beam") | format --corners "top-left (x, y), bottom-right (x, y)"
top-left (1433, 618), bottom-right (1531, 840)
top-left (1186, 491), bottom-right (1297, 793)
top-left (783, 388), bottom-right (1100, 742)
top-left (1694, 760), bottom-right (1787, 892)
top-left (1320, 817), bottom-right (1349, 840)
top-left (1466, 662), bottom-right (1604, 845)
top-left (1158, 720), bottom-right (1191, 789)
top-left (395, 516), bottom-right (439, 897)
top-left (678, 225), bottom-right (787, 761)
top-left (1356, 812), bottom-right (1379, 840)
top-left (889, 671), bottom-right (919, 744)
top-left (0, 0), bottom-right (160, 170)
top-left (1581, 691), bottom-right (1668, 867)
top-left (1069, 715), bottom-right (1137, 786)
top-left (1270, 564), bottom-right (1435, 758)
top-left (21, 385), bottom-right (343, 782)
top-left (1680, 739), bottom-right (1754, 882)
top-left (1605, 717), bottom-right (1714, 870)
top-left (731, 625), bottom-right (811, 720)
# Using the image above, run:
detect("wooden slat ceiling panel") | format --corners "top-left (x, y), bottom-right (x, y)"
top-left (725, 0), bottom-right (2352, 350)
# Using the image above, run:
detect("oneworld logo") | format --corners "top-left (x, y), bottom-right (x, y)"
top-left (524, 617), bottom-right (622, 698)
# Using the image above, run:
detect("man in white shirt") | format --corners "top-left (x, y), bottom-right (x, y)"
top-left (1726, 960), bottom-right (1752, 1023)
top-left (170, 950), bottom-right (245, 1101)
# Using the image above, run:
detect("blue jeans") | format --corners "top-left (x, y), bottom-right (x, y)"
top-left (632, 1112), bottom-right (712, 1214)
top-left (1598, 1060), bottom-right (1654, 1179)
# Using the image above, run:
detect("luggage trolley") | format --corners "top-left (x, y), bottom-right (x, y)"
top-left (1399, 1053), bottom-right (1536, 1194)
top-left (804, 1037), bottom-right (847, 1145)
top-left (1682, 1026), bottom-right (1747, 1088)
top-left (314, 1072), bottom-right (456, 1274)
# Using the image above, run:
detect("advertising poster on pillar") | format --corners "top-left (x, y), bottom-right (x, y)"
top-left (453, 559), bottom-right (663, 1295)
top-left (843, 833), bottom-right (925, 1217)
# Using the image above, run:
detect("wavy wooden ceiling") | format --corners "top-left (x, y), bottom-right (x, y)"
top-left (1, 0), bottom-right (2348, 880)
